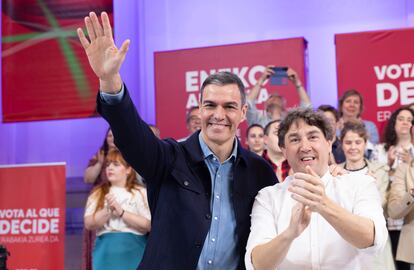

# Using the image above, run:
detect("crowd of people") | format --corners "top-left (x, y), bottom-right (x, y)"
top-left (77, 11), bottom-right (414, 270)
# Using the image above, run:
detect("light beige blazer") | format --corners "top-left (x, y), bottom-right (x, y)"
top-left (388, 162), bottom-right (414, 264)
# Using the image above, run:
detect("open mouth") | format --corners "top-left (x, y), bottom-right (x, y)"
top-left (300, 157), bottom-right (315, 164)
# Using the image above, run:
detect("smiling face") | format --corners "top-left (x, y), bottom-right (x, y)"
top-left (341, 95), bottom-right (361, 119)
top-left (342, 130), bottom-right (366, 164)
top-left (199, 83), bottom-right (247, 147)
top-left (281, 119), bottom-right (331, 176)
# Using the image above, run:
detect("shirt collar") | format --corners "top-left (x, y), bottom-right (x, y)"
top-left (198, 132), bottom-right (238, 162)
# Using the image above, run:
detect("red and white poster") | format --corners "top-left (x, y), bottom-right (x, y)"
top-left (155, 38), bottom-right (308, 142)
top-left (1, 0), bottom-right (113, 122)
top-left (336, 28), bottom-right (414, 136)
top-left (0, 163), bottom-right (66, 269)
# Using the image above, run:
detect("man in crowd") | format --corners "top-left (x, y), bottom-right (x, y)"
top-left (245, 124), bottom-right (265, 156)
top-left (246, 66), bottom-right (311, 127)
top-left (245, 108), bottom-right (387, 270)
top-left (317, 104), bottom-right (345, 164)
top-left (262, 120), bottom-right (291, 181)
top-left (77, 11), bottom-right (277, 269)
top-left (178, 106), bottom-right (202, 141)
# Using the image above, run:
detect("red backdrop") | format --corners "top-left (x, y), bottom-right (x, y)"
top-left (154, 38), bottom-right (308, 143)
top-left (0, 163), bottom-right (66, 269)
top-left (336, 28), bottom-right (414, 138)
top-left (1, 0), bottom-right (113, 122)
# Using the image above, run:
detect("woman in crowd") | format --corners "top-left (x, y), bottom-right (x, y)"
top-left (339, 120), bottom-right (395, 270)
top-left (84, 128), bottom-right (116, 185)
top-left (371, 107), bottom-right (414, 270)
top-left (388, 155), bottom-right (414, 268)
top-left (337, 89), bottom-right (379, 144)
top-left (82, 128), bottom-right (116, 270)
top-left (84, 149), bottom-right (151, 270)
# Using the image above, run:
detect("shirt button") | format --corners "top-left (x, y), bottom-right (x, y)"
top-left (214, 216), bottom-right (218, 220)
top-left (208, 260), bottom-right (213, 265)
top-left (205, 214), bottom-right (211, 220)
top-left (183, 181), bottom-right (189, 186)
top-left (215, 195), bottom-right (220, 199)
top-left (217, 174), bottom-right (221, 177)
top-left (211, 238), bottom-right (215, 242)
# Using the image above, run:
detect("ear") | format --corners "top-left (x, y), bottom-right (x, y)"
top-left (240, 103), bottom-right (248, 122)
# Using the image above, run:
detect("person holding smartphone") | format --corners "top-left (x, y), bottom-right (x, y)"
top-left (246, 66), bottom-right (311, 127)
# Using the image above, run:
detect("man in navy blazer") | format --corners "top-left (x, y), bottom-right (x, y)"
top-left (77, 11), bottom-right (277, 269)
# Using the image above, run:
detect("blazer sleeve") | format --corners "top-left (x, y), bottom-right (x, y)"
top-left (96, 85), bottom-right (176, 190)
top-left (388, 163), bottom-right (414, 219)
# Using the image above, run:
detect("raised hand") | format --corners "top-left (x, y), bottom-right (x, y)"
top-left (289, 165), bottom-right (327, 212)
top-left (77, 12), bottom-right (130, 92)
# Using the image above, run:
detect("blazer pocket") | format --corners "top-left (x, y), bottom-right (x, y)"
top-left (171, 169), bottom-right (201, 194)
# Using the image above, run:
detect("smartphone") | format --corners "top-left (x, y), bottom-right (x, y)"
top-left (270, 67), bottom-right (288, 85)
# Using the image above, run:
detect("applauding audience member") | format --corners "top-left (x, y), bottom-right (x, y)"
top-left (388, 151), bottom-right (414, 268)
top-left (339, 121), bottom-right (395, 270)
top-left (84, 149), bottom-right (151, 270)
top-left (371, 106), bottom-right (414, 270)
top-left (245, 108), bottom-right (386, 270)
top-left (82, 128), bottom-right (116, 270)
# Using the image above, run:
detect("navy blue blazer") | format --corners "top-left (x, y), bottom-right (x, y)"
top-left (97, 86), bottom-right (277, 269)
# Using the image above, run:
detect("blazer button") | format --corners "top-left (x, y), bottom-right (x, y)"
top-left (184, 181), bottom-right (189, 186)
top-left (205, 213), bottom-right (211, 220)
top-left (195, 242), bottom-right (201, 248)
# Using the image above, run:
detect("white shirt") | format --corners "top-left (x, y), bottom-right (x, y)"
top-left (85, 186), bottom-right (151, 236)
top-left (245, 171), bottom-right (387, 270)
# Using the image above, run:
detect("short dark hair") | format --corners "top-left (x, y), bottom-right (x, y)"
top-left (246, 124), bottom-right (264, 137)
top-left (278, 108), bottom-right (333, 148)
top-left (186, 106), bottom-right (199, 124)
top-left (264, 119), bottom-right (281, 136)
top-left (340, 120), bottom-right (368, 143)
top-left (200, 71), bottom-right (246, 105)
top-left (317, 104), bottom-right (339, 122)
top-left (338, 89), bottom-right (364, 117)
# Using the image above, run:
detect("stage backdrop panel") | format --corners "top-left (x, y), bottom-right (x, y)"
top-left (336, 28), bottom-right (414, 137)
top-left (155, 38), bottom-right (308, 142)
top-left (1, 0), bottom-right (113, 122)
top-left (0, 163), bottom-right (66, 269)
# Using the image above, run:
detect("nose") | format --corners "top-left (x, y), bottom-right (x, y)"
top-left (213, 106), bottom-right (225, 121)
top-left (299, 137), bottom-right (312, 152)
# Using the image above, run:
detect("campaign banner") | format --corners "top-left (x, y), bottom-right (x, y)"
top-left (0, 163), bottom-right (66, 270)
top-left (335, 28), bottom-right (414, 136)
top-left (155, 38), bottom-right (308, 142)
top-left (1, 0), bottom-right (113, 122)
